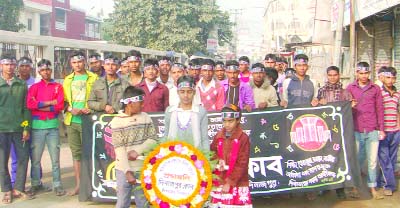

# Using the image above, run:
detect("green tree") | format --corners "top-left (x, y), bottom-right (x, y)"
top-left (106, 0), bottom-right (233, 55)
top-left (0, 0), bottom-right (24, 32)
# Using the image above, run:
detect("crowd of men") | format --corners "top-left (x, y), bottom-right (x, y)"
top-left (0, 48), bottom-right (399, 204)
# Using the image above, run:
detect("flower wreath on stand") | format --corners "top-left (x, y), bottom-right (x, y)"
top-left (141, 141), bottom-right (213, 208)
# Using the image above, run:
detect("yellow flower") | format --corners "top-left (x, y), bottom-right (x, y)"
top-left (20, 120), bottom-right (29, 127)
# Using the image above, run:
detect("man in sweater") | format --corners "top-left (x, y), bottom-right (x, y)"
top-left (196, 59), bottom-right (224, 111)
top-left (346, 62), bottom-right (385, 199)
top-left (249, 63), bottom-right (278, 109)
top-left (0, 53), bottom-right (32, 203)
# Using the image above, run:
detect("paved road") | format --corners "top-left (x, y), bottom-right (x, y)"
top-left (1, 145), bottom-right (399, 208)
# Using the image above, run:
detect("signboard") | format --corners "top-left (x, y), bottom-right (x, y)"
top-left (331, 0), bottom-right (400, 30)
top-left (207, 39), bottom-right (218, 52)
top-left (84, 101), bottom-right (360, 202)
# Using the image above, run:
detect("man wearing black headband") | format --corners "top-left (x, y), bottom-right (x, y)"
top-left (88, 55), bottom-right (130, 114)
top-left (156, 56), bottom-right (174, 89)
top-left (0, 53), bottom-right (33, 203)
top-left (63, 50), bottom-right (98, 196)
top-left (137, 58), bottom-right (169, 112)
top-left (249, 63), bottom-right (278, 109)
top-left (281, 54), bottom-right (318, 108)
top-left (18, 57), bottom-right (37, 88)
top-left (214, 61), bottom-right (226, 81)
top-left (88, 53), bottom-right (105, 77)
top-left (125, 50), bottom-right (144, 86)
top-left (188, 58), bottom-right (202, 84)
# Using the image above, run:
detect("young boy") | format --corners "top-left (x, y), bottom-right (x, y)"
top-left (377, 66), bottom-right (400, 196)
top-left (109, 86), bottom-right (158, 208)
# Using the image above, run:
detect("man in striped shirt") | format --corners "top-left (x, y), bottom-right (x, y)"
top-left (377, 66), bottom-right (400, 196)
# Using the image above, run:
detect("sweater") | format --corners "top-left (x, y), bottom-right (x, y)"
top-left (109, 112), bottom-right (158, 173)
top-left (249, 79), bottom-right (279, 109)
top-left (163, 105), bottom-right (210, 151)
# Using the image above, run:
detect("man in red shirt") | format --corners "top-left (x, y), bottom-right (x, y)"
top-left (137, 59), bottom-right (169, 112)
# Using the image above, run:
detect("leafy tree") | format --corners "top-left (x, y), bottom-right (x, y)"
top-left (106, 0), bottom-right (233, 55)
top-left (0, 0), bottom-right (24, 32)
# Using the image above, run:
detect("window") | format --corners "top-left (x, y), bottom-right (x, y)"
top-left (55, 9), bottom-right (66, 31)
top-left (27, 18), bottom-right (32, 31)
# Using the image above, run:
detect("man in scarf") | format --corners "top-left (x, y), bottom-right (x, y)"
top-left (318, 66), bottom-right (352, 104)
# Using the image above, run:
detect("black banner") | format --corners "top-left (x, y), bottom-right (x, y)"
top-left (79, 101), bottom-right (360, 202)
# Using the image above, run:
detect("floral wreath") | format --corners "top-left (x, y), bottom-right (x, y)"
top-left (141, 141), bottom-right (212, 208)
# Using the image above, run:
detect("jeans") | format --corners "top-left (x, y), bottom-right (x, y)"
top-left (10, 138), bottom-right (42, 187)
top-left (31, 128), bottom-right (62, 188)
top-left (377, 131), bottom-right (400, 191)
top-left (0, 132), bottom-right (29, 192)
top-left (355, 130), bottom-right (379, 188)
top-left (10, 143), bottom-right (17, 186)
top-left (115, 169), bottom-right (149, 208)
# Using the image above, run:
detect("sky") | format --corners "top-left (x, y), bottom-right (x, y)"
top-left (70, 0), bottom-right (267, 57)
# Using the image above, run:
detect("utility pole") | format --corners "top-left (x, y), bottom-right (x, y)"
top-left (333, 0), bottom-right (344, 67)
top-left (349, 0), bottom-right (356, 81)
top-left (229, 9), bottom-right (243, 59)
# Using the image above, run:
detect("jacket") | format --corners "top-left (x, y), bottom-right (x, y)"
top-left (88, 77), bottom-right (130, 113)
top-left (211, 126), bottom-right (250, 187)
top-left (27, 79), bottom-right (64, 120)
top-left (220, 79), bottom-right (256, 110)
top-left (0, 76), bottom-right (30, 132)
top-left (282, 75), bottom-right (318, 106)
top-left (346, 80), bottom-right (384, 132)
top-left (249, 79), bottom-right (279, 108)
top-left (137, 80), bottom-right (169, 113)
top-left (63, 71), bottom-right (98, 125)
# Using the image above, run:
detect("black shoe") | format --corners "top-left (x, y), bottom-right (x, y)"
top-left (336, 188), bottom-right (346, 199)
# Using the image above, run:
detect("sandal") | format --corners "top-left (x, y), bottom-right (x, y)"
top-left (13, 190), bottom-right (35, 200)
top-left (2, 191), bottom-right (12, 204)
top-left (54, 187), bottom-right (66, 196)
top-left (371, 191), bottom-right (384, 200)
top-left (349, 189), bottom-right (360, 198)
top-left (305, 192), bottom-right (317, 201)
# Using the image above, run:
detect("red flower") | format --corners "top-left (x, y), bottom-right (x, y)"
top-left (186, 203), bottom-right (191, 207)
top-left (169, 145), bottom-right (175, 151)
top-left (160, 201), bottom-right (170, 208)
top-left (150, 157), bottom-right (157, 165)
top-left (201, 181), bottom-right (208, 187)
top-left (145, 183), bottom-right (152, 190)
top-left (190, 155), bottom-right (197, 161)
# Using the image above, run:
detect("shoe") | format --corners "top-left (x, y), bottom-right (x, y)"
top-left (371, 191), bottom-right (384, 200)
top-left (383, 189), bottom-right (392, 196)
top-left (54, 186), bottom-right (66, 196)
top-left (336, 188), bottom-right (346, 199)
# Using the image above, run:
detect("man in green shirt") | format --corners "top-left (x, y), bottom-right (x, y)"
top-left (63, 51), bottom-right (98, 196)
